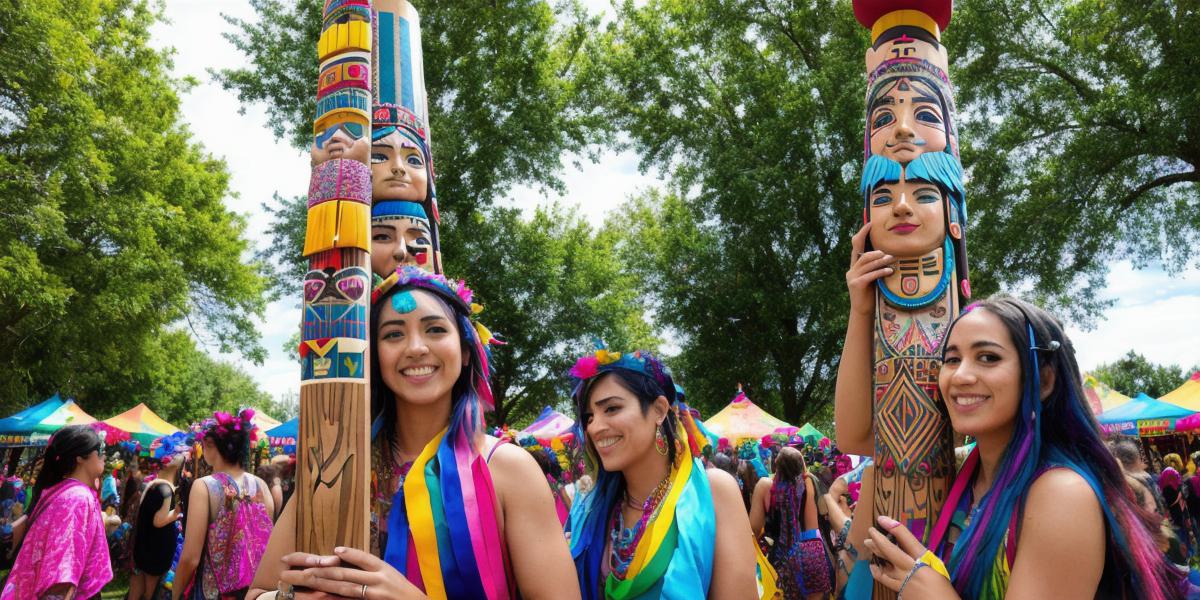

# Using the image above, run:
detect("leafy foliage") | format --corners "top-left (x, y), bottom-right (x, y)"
top-left (603, 0), bottom-right (868, 423)
top-left (0, 0), bottom-right (269, 418)
top-left (1091, 351), bottom-right (1196, 399)
top-left (946, 0), bottom-right (1200, 319)
top-left (225, 1), bottom-right (645, 425)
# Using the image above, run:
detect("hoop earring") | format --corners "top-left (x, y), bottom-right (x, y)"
top-left (655, 423), bottom-right (668, 456)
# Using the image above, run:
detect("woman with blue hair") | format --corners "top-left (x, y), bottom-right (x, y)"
top-left (566, 347), bottom-right (756, 599)
top-left (858, 297), bottom-right (1188, 599)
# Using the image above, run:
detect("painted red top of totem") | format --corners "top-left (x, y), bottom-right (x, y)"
top-left (852, 0), bottom-right (952, 31)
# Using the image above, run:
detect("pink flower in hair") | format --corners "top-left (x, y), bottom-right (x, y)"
top-left (455, 280), bottom-right (473, 306)
top-left (570, 356), bottom-right (600, 380)
top-left (241, 408), bottom-right (256, 421)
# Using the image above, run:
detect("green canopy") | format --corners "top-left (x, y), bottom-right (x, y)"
top-left (797, 423), bottom-right (826, 445)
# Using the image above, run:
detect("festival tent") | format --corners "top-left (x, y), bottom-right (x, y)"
top-left (703, 388), bottom-right (793, 444)
top-left (249, 410), bottom-right (282, 433)
top-left (0, 394), bottom-right (66, 446)
top-left (521, 406), bottom-right (577, 440)
top-left (102, 403), bottom-right (181, 445)
top-left (796, 423), bottom-right (827, 446)
top-left (29, 400), bottom-right (97, 444)
top-left (1096, 392), bottom-right (1195, 436)
top-left (267, 418), bottom-right (298, 453)
top-left (1082, 375), bottom-right (1132, 415)
top-left (1160, 372), bottom-right (1200, 412)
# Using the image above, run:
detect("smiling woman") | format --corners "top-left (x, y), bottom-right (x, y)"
top-left (249, 267), bottom-right (578, 600)
top-left (567, 348), bottom-right (757, 600)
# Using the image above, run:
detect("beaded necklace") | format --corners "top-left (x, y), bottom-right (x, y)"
top-left (608, 475), bottom-right (672, 579)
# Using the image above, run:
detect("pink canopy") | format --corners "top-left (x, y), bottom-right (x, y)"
top-left (520, 406), bottom-right (577, 440)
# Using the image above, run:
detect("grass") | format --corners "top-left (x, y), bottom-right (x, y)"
top-left (100, 569), bottom-right (131, 599)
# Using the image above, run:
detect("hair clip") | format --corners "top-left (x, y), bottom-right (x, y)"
top-left (1032, 340), bottom-right (1061, 352)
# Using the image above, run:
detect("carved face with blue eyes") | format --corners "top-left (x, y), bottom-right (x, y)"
top-left (868, 77), bottom-right (947, 163)
top-left (371, 129), bottom-right (429, 202)
top-left (868, 174), bottom-right (946, 257)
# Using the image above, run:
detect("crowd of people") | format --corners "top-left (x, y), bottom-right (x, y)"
top-left (0, 269), bottom-right (1197, 599)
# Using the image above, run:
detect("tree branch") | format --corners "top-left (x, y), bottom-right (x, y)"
top-left (1118, 169), bottom-right (1200, 209)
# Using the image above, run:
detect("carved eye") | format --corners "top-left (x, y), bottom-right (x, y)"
top-left (872, 194), bottom-right (893, 206)
top-left (916, 109), bottom-right (943, 125)
top-left (872, 111), bottom-right (895, 130)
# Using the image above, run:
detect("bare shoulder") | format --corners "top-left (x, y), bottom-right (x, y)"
top-left (483, 437), bottom-right (543, 487)
top-left (1021, 468), bottom-right (1103, 543)
top-left (706, 468), bottom-right (741, 506)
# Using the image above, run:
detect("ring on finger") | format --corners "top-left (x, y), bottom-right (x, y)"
top-left (361, 583), bottom-right (369, 599)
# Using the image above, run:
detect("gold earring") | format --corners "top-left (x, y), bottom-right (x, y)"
top-left (655, 423), bottom-right (668, 456)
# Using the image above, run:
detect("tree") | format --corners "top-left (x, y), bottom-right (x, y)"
top-left (0, 0), bottom-right (269, 416)
top-left (1092, 351), bottom-right (1196, 399)
top-left (602, 0), bottom-right (869, 424)
top-left (222, 1), bottom-right (647, 424)
top-left (945, 0), bottom-right (1200, 319)
top-left (258, 196), bottom-right (655, 425)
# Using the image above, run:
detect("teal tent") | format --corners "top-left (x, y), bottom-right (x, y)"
top-left (0, 394), bottom-right (67, 446)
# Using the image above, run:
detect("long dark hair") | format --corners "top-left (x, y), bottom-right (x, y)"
top-left (944, 297), bottom-right (1184, 598)
top-left (28, 425), bottom-right (101, 521)
top-left (766, 447), bottom-right (807, 548)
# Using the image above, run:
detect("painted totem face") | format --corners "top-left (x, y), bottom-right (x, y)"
top-left (868, 77), bottom-right (947, 163)
top-left (371, 130), bottom-right (428, 201)
top-left (311, 121), bottom-right (370, 164)
top-left (371, 216), bottom-right (433, 276)
top-left (867, 175), bottom-right (946, 257)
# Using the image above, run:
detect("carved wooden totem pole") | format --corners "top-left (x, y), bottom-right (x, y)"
top-left (852, 1), bottom-right (970, 595)
top-left (297, 0), bottom-right (375, 554)
top-left (370, 0), bottom-right (442, 278)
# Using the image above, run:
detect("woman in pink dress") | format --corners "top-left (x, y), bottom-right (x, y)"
top-left (2, 424), bottom-right (113, 599)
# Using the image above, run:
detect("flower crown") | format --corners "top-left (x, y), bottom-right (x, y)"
top-left (151, 431), bottom-right (194, 467)
top-left (569, 342), bottom-right (674, 399)
top-left (196, 408), bottom-right (259, 444)
top-left (371, 266), bottom-right (504, 348)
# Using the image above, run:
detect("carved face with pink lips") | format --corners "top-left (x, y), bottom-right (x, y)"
top-left (867, 172), bottom-right (947, 258)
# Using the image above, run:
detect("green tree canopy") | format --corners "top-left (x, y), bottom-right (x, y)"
top-left (1092, 351), bottom-right (1196, 399)
top-left (947, 0), bottom-right (1199, 318)
top-left (0, 0), bottom-right (270, 418)
top-left (602, 0), bottom-right (868, 423)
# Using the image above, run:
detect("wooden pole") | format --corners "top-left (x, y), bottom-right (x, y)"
top-left (851, 2), bottom-right (969, 596)
top-left (295, 0), bottom-right (375, 555)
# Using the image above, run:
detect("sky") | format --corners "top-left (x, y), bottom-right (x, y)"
top-left (150, 1), bottom-right (1200, 413)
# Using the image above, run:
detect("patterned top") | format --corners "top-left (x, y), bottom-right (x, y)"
top-left (1, 479), bottom-right (113, 599)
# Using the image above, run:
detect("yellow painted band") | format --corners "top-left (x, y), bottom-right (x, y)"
top-left (318, 20), bottom-right (371, 60)
top-left (303, 200), bottom-right (369, 256)
top-left (871, 10), bottom-right (939, 44)
top-left (313, 110), bottom-right (368, 137)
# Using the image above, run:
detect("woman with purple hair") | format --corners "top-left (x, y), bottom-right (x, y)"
top-left (858, 297), bottom-right (1189, 599)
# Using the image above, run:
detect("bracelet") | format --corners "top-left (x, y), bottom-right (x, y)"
top-left (897, 561), bottom-right (930, 599)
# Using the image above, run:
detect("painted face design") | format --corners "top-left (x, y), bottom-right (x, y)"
top-left (867, 173), bottom-right (947, 258)
top-left (868, 77), bottom-right (947, 163)
top-left (303, 266), bottom-right (370, 305)
top-left (311, 121), bottom-right (370, 164)
top-left (371, 130), bottom-right (429, 201)
top-left (371, 216), bottom-right (433, 276)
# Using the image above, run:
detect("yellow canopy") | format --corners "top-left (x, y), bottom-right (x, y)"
top-left (249, 410), bottom-right (282, 432)
top-left (1082, 375), bottom-right (1132, 414)
top-left (1161, 372), bottom-right (1200, 412)
top-left (102, 403), bottom-right (181, 444)
top-left (702, 387), bottom-right (792, 443)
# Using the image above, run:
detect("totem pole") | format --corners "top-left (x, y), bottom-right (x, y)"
top-left (296, 0), bottom-right (374, 554)
top-left (852, 1), bottom-right (969, 595)
top-left (370, 1), bottom-right (442, 278)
